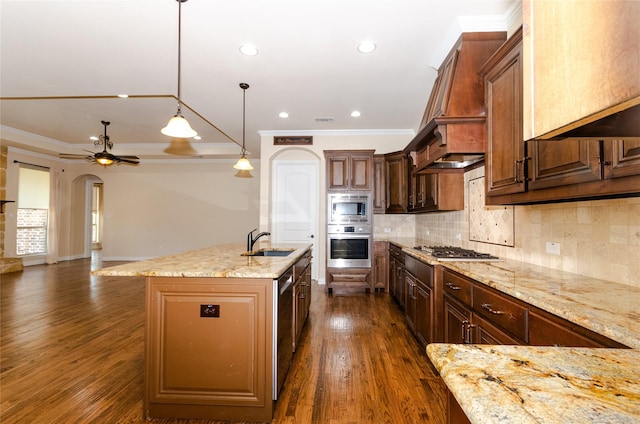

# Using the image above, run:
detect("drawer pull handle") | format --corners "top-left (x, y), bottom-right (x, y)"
top-left (445, 282), bottom-right (461, 291)
top-left (481, 303), bottom-right (505, 315)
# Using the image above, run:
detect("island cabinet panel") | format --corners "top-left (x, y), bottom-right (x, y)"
top-left (145, 277), bottom-right (273, 422)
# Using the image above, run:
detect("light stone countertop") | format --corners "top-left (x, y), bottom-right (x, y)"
top-left (91, 242), bottom-right (312, 279)
top-left (375, 236), bottom-right (640, 423)
top-left (427, 344), bottom-right (640, 424)
top-left (376, 236), bottom-right (640, 349)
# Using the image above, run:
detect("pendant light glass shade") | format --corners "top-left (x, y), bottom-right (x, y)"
top-left (234, 155), bottom-right (253, 170)
top-left (162, 0), bottom-right (197, 142)
top-left (234, 82), bottom-right (253, 177)
top-left (161, 114), bottom-right (197, 138)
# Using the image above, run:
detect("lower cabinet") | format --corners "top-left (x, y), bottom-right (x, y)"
top-left (293, 251), bottom-right (312, 350)
top-left (404, 254), bottom-right (436, 348)
top-left (326, 267), bottom-right (371, 294)
top-left (442, 268), bottom-right (627, 348)
top-left (372, 241), bottom-right (389, 293)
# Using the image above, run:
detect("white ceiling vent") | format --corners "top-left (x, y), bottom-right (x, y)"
top-left (314, 117), bottom-right (334, 122)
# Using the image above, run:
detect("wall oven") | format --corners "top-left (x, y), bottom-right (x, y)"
top-left (327, 224), bottom-right (372, 268)
top-left (328, 193), bottom-right (370, 224)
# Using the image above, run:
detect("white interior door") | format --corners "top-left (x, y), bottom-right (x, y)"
top-left (272, 160), bottom-right (319, 280)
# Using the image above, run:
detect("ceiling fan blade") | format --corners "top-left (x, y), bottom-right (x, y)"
top-left (117, 155), bottom-right (140, 160)
top-left (115, 157), bottom-right (140, 165)
top-left (59, 153), bottom-right (91, 159)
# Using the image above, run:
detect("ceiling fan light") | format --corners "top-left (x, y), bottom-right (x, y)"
top-left (164, 137), bottom-right (198, 155)
top-left (233, 156), bottom-right (253, 171)
top-left (161, 114), bottom-right (198, 138)
top-left (234, 169), bottom-right (253, 178)
top-left (95, 156), bottom-right (114, 166)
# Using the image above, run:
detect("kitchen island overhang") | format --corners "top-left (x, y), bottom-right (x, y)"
top-left (92, 242), bottom-right (312, 423)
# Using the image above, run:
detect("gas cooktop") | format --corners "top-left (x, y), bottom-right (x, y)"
top-left (413, 246), bottom-right (500, 262)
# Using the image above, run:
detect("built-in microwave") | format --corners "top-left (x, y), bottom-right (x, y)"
top-left (328, 193), bottom-right (370, 224)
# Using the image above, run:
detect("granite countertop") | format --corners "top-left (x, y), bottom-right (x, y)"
top-left (427, 344), bottom-right (640, 424)
top-left (91, 242), bottom-right (312, 279)
top-left (376, 236), bottom-right (640, 349)
top-left (376, 237), bottom-right (640, 423)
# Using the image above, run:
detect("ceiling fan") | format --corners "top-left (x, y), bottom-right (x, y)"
top-left (59, 120), bottom-right (140, 167)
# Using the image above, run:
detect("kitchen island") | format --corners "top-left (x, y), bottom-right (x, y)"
top-left (92, 242), bottom-right (312, 423)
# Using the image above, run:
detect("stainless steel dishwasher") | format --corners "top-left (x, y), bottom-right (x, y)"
top-left (273, 267), bottom-right (293, 400)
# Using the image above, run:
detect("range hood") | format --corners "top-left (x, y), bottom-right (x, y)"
top-left (405, 32), bottom-right (507, 171)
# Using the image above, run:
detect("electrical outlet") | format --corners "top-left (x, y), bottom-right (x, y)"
top-left (546, 242), bottom-right (561, 255)
top-left (455, 233), bottom-right (462, 241)
top-left (384, 227), bottom-right (392, 233)
top-left (425, 229), bottom-right (430, 236)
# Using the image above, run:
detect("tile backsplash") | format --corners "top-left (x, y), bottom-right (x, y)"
top-left (374, 166), bottom-right (640, 288)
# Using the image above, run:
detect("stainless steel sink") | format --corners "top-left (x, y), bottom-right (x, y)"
top-left (243, 249), bottom-right (294, 257)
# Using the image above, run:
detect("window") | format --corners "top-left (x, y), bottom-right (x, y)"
top-left (16, 167), bottom-right (50, 255)
top-left (91, 183), bottom-right (103, 246)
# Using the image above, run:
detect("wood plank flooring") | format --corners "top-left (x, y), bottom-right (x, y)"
top-left (1, 256), bottom-right (446, 423)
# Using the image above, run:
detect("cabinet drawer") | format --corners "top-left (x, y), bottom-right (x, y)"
top-left (329, 272), bottom-right (369, 283)
top-left (294, 251), bottom-right (311, 280)
top-left (473, 284), bottom-right (528, 342)
top-left (442, 270), bottom-right (472, 305)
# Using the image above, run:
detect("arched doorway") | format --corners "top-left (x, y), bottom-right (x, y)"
top-left (70, 174), bottom-right (103, 259)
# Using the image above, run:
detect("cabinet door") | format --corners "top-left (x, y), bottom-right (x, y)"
top-left (372, 155), bottom-right (386, 213)
top-left (529, 138), bottom-right (601, 190)
top-left (405, 272), bottom-right (417, 331)
top-left (327, 154), bottom-right (350, 190)
top-left (603, 138), bottom-right (640, 179)
top-left (372, 242), bottom-right (388, 292)
top-left (444, 296), bottom-right (471, 344)
top-left (485, 30), bottom-right (526, 197)
top-left (385, 152), bottom-right (408, 213)
top-left (415, 283), bottom-right (432, 347)
top-left (350, 153), bottom-right (372, 191)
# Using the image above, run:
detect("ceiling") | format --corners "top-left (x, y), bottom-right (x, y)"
top-left (0, 0), bottom-right (517, 163)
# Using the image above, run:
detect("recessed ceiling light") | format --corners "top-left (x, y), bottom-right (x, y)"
top-left (117, 94), bottom-right (129, 98)
top-left (193, 135), bottom-right (201, 140)
top-left (351, 111), bottom-right (361, 117)
top-left (239, 44), bottom-right (258, 56)
top-left (90, 136), bottom-right (99, 141)
top-left (279, 112), bottom-right (289, 118)
top-left (357, 41), bottom-right (376, 54)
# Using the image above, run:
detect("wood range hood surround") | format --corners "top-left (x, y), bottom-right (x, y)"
top-left (405, 31), bottom-right (507, 172)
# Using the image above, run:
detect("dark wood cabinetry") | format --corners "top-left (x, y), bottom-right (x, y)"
top-left (441, 267), bottom-right (626, 348)
top-left (325, 150), bottom-right (374, 192)
top-left (482, 27), bottom-right (640, 205)
top-left (372, 241), bottom-right (388, 293)
top-left (372, 155), bottom-right (386, 213)
top-left (293, 250), bottom-right (312, 350)
top-left (384, 151), bottom-right (409, 213)
top-left (405, 255), bottom-right (435, 348)
top-left (407, 155), bottom-right (465, 212)
top-left (388, 244), bottom-right (405, 307)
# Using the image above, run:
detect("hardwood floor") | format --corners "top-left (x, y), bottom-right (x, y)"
top-left (1, 256), bottom-right (446, 424)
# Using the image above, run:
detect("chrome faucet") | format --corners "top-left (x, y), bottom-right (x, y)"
top-left (247, 228), bottom-right (271, 252)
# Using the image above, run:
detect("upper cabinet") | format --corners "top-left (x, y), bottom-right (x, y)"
top-left (522, 0), bottom-right (640, 140)
top-left (482, 27), bottom-right (640, 205)
top-left (405, 32), bottom-right (506, 172)
top-left (324, 150), bottom-right (374, 192)
top-left (384, 151), bottom-right (409, 214)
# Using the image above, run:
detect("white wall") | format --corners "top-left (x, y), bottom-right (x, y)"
top-left (5, 147), bottom-right (261, 263)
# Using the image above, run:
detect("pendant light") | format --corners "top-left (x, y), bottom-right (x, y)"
top-left (234, 82), bottom-right (253, 178)
top-left (161, 0), bottom-right (197, 139)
